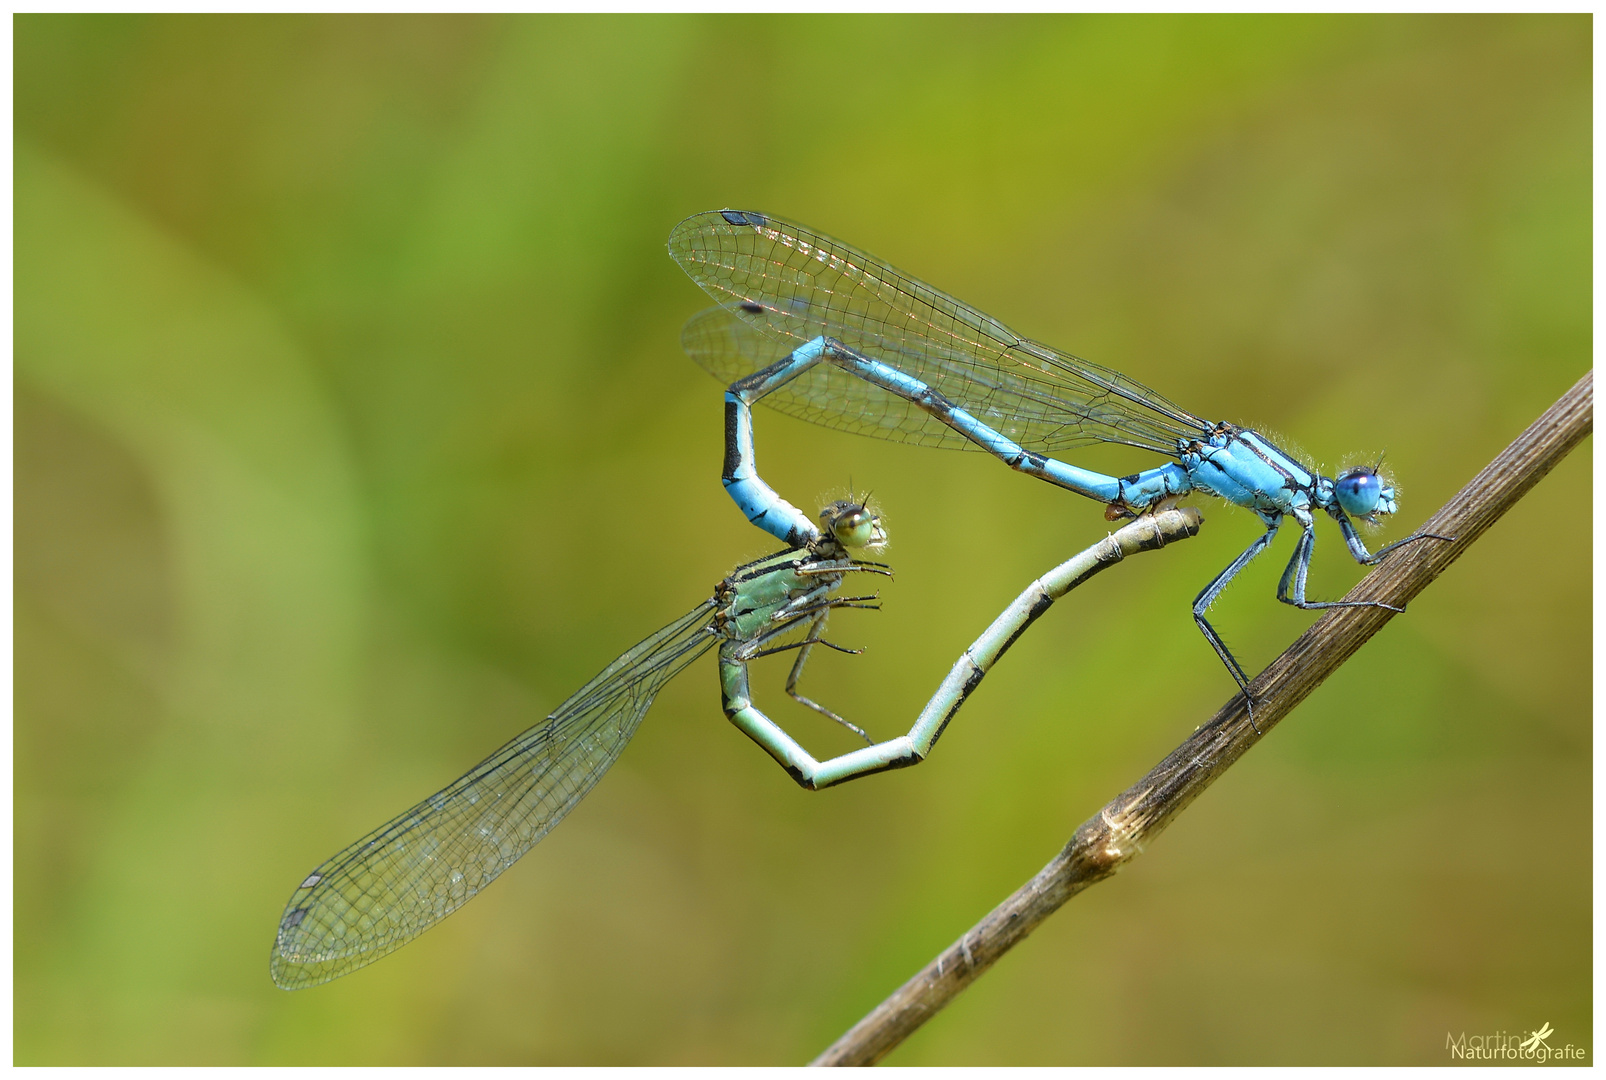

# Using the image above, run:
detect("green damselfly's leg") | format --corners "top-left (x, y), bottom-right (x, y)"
top-left (272, 501), bottom-right (1198, 988)
top-left (271, 500), bottom-right (888, 990)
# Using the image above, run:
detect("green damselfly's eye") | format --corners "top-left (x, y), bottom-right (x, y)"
top-left (819, 499), bottom-right (886, 550)
top-left (1334, 468), bottom-right (1384, 517)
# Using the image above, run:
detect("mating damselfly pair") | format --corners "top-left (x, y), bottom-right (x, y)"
top-left (270, 209), bottom-right (1441, 989)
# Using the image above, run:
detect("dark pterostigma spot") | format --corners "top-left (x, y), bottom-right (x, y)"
top-left (283, 907), bottom-right (309, 930)
top-left (738, 302), bottom-right (764, 314)
top-left (721, 209), bottom-right (768, 228)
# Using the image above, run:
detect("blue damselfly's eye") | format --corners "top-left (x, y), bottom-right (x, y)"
top-left (1334, 468), bottom-right (1384, 517)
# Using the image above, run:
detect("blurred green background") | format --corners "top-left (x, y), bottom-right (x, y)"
top-left (14, 14), bottom-right (1590, 1066)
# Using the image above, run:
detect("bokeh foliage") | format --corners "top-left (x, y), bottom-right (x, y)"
top-left (15, 14), bottom-right (1589, 1065)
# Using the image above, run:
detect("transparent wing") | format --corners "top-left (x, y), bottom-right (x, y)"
top-left (683, 304), bottom-right (993, 449)
top-left (670, 209), bottom-right (1211, 455)
top-left (270, 602), bottom-right (719, 990)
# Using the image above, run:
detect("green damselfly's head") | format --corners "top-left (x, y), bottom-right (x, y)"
top-left (819, 496), bottom-right (887, 552)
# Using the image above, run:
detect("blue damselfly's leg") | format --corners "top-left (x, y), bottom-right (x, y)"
top-left (671, 210), bottom-right (1452, 701)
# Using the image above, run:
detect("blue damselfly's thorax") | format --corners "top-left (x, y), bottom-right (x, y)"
top-left (1157, 422), bottom-right (1398, 527)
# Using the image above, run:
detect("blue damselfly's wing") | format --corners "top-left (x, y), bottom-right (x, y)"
top-left (671, 210), bottom-right (1210, 455)
top-left (270, 602), bottom-right (718, 989)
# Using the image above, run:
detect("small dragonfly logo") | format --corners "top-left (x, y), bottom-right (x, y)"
top-left (1519, 1023), bottom-right (1554, 1053)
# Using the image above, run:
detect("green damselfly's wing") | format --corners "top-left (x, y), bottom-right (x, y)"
top-left (270, 602), bottom-right (718, 989)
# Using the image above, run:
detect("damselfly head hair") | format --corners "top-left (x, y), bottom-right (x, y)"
top-left (818, 489), bottom-right (887, 552)
top-left (1334, 454), bottom-right (1399, 524)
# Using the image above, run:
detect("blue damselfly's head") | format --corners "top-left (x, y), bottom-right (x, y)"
top-left (1333, 463), bottom-right (1397, 522)
top-left (819, 496), bottom-right (887, 552)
